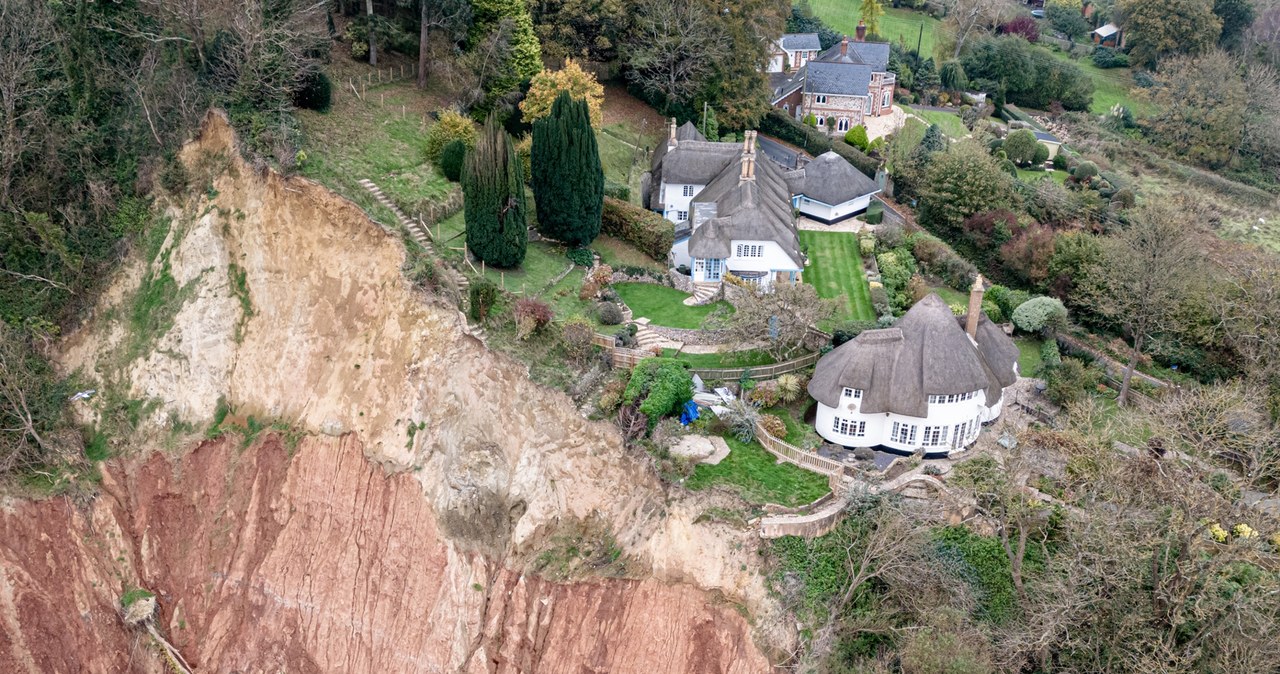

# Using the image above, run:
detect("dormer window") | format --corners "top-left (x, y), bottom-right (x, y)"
top-left (842, 387), bottom-right (863, 400)
top-left (928, 391), bottom-right (979, 404)
top-left (682, 185), bottom-right (695, 197)
top-left (735, 244), bottom-right (763, 258)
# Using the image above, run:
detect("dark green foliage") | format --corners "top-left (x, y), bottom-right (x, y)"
top-left (1047, 4), bottom-right (1091, 39)
top-left (865, 201), bottom-right (884, 225)
top-left (531, 92), bottom-right (604, 246)
top-left (1002, 129), bottom-right (1039, 166)
top-left (939, 59), bottom-right (968, 91)
top-left (293, 71), bottom-right (332, 112)
top-left (469, 278), bottom-right (500, 320)
top-left (463, 116), bottom-right (528, 268)
top-left (758, 110), bottom-right (879, 178)
top-left (844, 125), bottom-right (870, 152)
top-left (159, 153), bottom-right (190, 194)
top-left (597, 301), bottom-right (624, 325)
top-left (1032, 142), bottom-right (1050, 166)
top-left (1214, 0), bottom-right (1256, 48)
top-left (918, 124), bottom-right (947, 156)
top-left (600, 197), bottom-right (675, 261)
top-left (1044, 356), bottom-right (1101, 406)
top-left (933, 526), bottom-right (1034, 624)
top-left (831, 320), bottom-right (878, 346)
top-left (623, 358), bottom-right (693, 423)
top-left (787, 5), bottom-right (842, 49)
top-left (603, 180), bottom-right (630, 201)
top-left (1091, 47), bottom-right (1130, 69)
top-left (962, 36), bottom-right (1093, 111)
top-left (439, 140), bottom-right (467, 182)
top-left (566, 247), bottom-right (593, 267)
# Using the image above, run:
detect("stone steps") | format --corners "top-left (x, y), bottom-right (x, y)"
top-left (687, 282), bottom-right (720, 306)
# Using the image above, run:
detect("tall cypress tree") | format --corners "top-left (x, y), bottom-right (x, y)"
top-left (531, 92), bottom-right (604, 247)
top-left (463, 116), bottom-right (527, 268)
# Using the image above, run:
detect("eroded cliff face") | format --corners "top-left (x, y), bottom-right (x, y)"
top-left (0, 112), bottom-right (784, 672)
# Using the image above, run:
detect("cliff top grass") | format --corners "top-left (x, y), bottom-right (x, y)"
top-left (686, 434), bottom-right (830, 507)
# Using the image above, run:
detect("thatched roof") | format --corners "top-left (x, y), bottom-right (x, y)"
top-left (808, 294), bottom-right (1018, 417)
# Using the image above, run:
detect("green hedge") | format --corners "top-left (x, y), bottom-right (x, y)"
top-left (601, 197), bottom-right (674, 262)
top-left (758, 109), bottom-right (879, 179)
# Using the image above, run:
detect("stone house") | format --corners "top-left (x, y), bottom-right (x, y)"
top-left (770, 23), bottom-right (895, 135)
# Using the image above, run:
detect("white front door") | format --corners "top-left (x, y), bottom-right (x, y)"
top-left (693, 258), bottom-right (705, 280)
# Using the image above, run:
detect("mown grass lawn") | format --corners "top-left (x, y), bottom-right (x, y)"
top-left (614, 282), bottom-right (733, 329)
top-left (799, 230), bottom-right (876, 321)
top-left (598, 125), bottom-right (650, 206)
top-left (661, 348), bottom-right (777, 369)
top-left (810, 2), bottom-right (943, 57)
top-left (436, 210), bottom-right (584, 304)
top-left (1015, 335), bottom-right (1045, 377)
top-left (907, 106), bottom-right (969, 139)
top-left (685, 435), bottom-right (830, 506)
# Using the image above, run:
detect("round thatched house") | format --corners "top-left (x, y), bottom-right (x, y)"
top-left (807, 280), bottom-right (1019, 456)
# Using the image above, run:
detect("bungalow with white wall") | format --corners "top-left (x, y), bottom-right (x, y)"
top-left (767, 33), bottom-right (822, 74)
top-left (793, 151), bottom-right (881, 223)
top-left (806, 278), bottom-right (1019, 457)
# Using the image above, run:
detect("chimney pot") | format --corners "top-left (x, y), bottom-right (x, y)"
top-left (840, 36), bottom-right (849, 56)
top-left (856, 21), bottom-right (866, 42)
top-left (668, 118), bottom-right (677, 147)
top-left (965, 274), bottom-right (986, 339)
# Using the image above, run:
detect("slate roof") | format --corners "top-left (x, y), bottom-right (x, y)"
top-left (807, 294), bottom-right (1018, 418)
top-left (778, 33), bottom-right (822, 51)
top-left (798, 151), bottom-right (880, 205)
top-left (816, 40), bottom-right (890, 71)
top-left (1033, 131), bottom-right (1061, 144)
top-left (806, 61), bottom-right (872, 96)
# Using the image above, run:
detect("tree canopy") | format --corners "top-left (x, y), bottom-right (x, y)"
top-left (520, 59), bottom-right (605, 127)
top-left (464, 116), bottom-right (529, 268)
top-left (1119, 0), bottom-right (1221, 68)
top-left (531, 93), bottom-right (604, 247)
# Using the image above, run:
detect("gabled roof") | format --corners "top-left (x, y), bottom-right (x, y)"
top-left (816, 40), bottom-right (891, 71)
top-left (1033, 131), bottom-right (1061, 144)
top-left (807, 61), bottom-right (872, 96)
top-left (798, 151), bottom-right (880, 205)
top-left (650, 121), bottom-right (710, 171)
top-left (655, 141), bottom-right (741, 185)
top-left (807, 294), bottom-right (1018, 418)
top-left (1092, 23), bottom-right (1119, 37)
top-left (687, 152), bottom-right (803, 268)
top-left (778, 33), bottom-right (822, 51)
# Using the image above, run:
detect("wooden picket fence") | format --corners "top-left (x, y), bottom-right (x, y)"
top-left (687, 351), bottom-right (820, 381)
top-left (338, 64), bottom-right (419, 101)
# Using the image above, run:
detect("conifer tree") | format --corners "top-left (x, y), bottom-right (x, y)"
top-left (531, 92), bottom-right (604, 247)
top-left (463, 116), bottom-right (528, 268)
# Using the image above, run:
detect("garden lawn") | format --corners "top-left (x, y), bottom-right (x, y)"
top-left (614, 282), bottom-right (733, 329)
top-left (1015, 336), bottom-right (1045, 377)
top-left (799, 231), bottom-right (876, 321)
top-left (907, 107), bottom-right (969, 139)
top-left (595, 234), bottom-right (665, 273)
top-left (685, 435), bottom-right (830, 506)
top-left (810, 2), bottom-right (943, 57)
top-left (598, 124), bottom-right (650, 206)
top-left (928, 284), bottom-right (967, 307)
top-left (436, 211), bottom-right (583, 302)
top-left (661, 348), bottom-right (777, 369)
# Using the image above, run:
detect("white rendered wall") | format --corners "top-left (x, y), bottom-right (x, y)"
top-left (661, 183), bottom-right (704, 223)
top-left (814, 388), bottom-right (1005, 455)
top-left (797, 194), bottom-right (874, 222)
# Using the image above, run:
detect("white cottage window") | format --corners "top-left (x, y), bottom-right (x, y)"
top-left (891, 422), bottom-right (917, 445)
top-left (842, 387), bottom-right (863, 400)
top-left (676, 210), bottom-right (688, 221)
top-left (815, 94), bottom-right (827, 104)
top-left (682, 185), bottom-right (695, 197)
top-left (833, 417), bottom-right (866, 436)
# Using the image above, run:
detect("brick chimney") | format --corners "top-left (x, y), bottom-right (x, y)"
top-left (667, 118), bottom-right (678, 149)
top-left (840, 36), bottom-right (849, 56)
top-left (856, 21), bottom-right (867, 42)
top-left (739, 131), bottom-right (757, 181)
top-left (965, 274), bottom-right (986, 339)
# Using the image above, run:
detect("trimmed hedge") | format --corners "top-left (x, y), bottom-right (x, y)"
top-left (758, 109), bottom-right (879, 178)
top-left (601, 196), bottom-right (674, 262)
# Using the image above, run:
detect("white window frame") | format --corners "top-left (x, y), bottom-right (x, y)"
top-left (735, 244), bottom-right (763, 258)
top-left (891, 422), bottom-right (917, 445)
top-left (682, 185), bottom-right (695, 197)
top-left (923, 425), bottom-right (949, 447)
top-left (816, 116), bottom-right (825, 126)
top-left (882, 90), bottom-right (892, 108)
top-left (832, 417), bottom-right (866, 437)
top-left (837, 118), bottom-right (849, 132)
top-left (815, 94), bottom-right (827, 104)
top-left (842, 388), bottom-right (863, 400)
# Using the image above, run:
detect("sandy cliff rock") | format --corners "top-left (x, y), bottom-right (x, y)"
top-left (1, 112), bottom-right (787, 672)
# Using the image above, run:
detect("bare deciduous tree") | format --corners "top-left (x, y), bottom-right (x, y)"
top-left (417, 0), bottom-right (471, 88)
top-left (1077, 201), bottom-right (1202, 406)
top-left (704, 282), bottom-right (837, 361)
top-left (620, 0), bottom-right (729, 112)
top-left (0, 0), bottom-right (59, 212)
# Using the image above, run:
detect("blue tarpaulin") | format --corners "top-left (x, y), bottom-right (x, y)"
top-left (679, 400), bottom-right (700, 425)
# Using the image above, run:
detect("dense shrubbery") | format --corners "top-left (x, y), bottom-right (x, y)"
top-left (469, 278), bottom-right (500, 320)
top-left (962, 36), bottom-right (1094, 111)
top-left (1012, 296), bottom-right (1068, 334)
top-left (425, 110), bottom-right (478, 163)
top-left (603, 180), bottom-right (630, 201)
top-left (1091, 47), bottom-right (1130, 69)
top-left (912, 235), bottom-right (978, 291)
top-left (623, 358), bottom-right (693, 424)
top-left (601, 197), bottom-right (675, 261)
top-left (597, 301), bottom-right (624, 325)
top-left (832, 320), bottom-right (879, 347)
top-left (513, 298), bottom-right (554, 339)
top-left (1044, 356), bottom-right (1101, 406)
top-left (293, 71), bottom-right (332, 112)
top-left (439, 140), bottom-right (467, 182)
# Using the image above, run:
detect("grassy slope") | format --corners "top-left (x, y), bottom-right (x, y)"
top-left (297, 82), bottom-right (452, 228)
top-left (595, 234), bottom-right (666, 272)
top-left (907, 107), bottom-right (969, 139)
top-left (1015, 335), bottom-right (1045, 377)
top-left (614, 282), bottom-right (733, 329)
top-left (810, 1), bottom-right (943, 57)
top-left (1043, 47), bottom-right (1147, 115)
top-left (1018, 168), bottom-right (1069, 184)
top-left (799, 230), bottom-right (876, 322)
top-left (685, 435), bottom-right (830, 506)
top-left (661, 348), bottom-right (778, 369)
